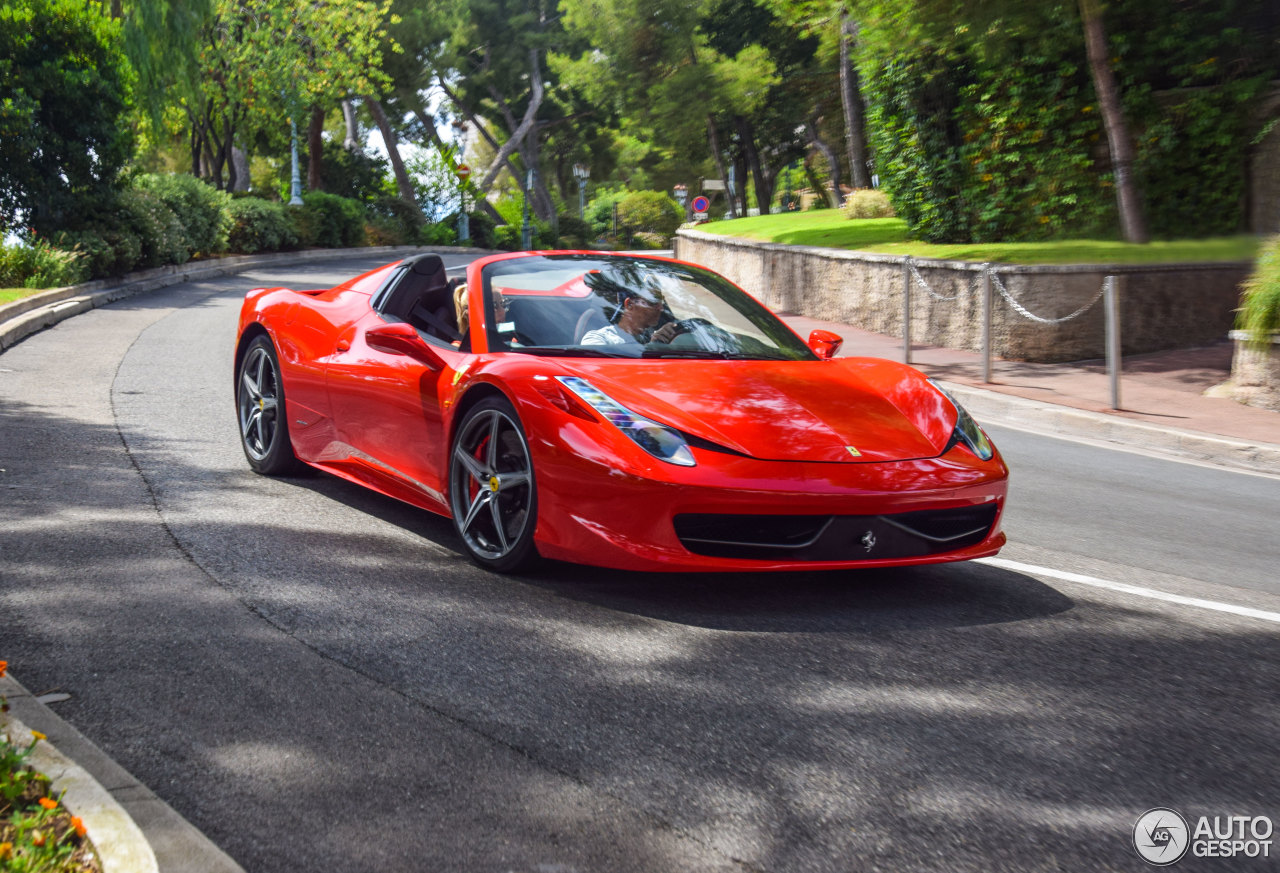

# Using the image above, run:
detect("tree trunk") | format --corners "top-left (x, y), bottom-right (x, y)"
top-left (476, 49), bottom-right (545, 195)
top-left (366, 97), bottom-right (423, 217)
top-left (839, 10), bottom-right (871, 191)
top-left (306, 105), bottom-right (324, 192)
top-left (706, 115), bottom-right (736, 219)
top-left (224, 114), bottom-right (238, 193)
top-left (736, 115), bottom-right (773, 214)
top-left (807, 115), bottom-right (842, 208)
top-left (342, 99), bottom-right (359, 151)
top-left (1080, 0), bottom-right (1147, 242)
top-left (231, 146), bottom-right (251, 192)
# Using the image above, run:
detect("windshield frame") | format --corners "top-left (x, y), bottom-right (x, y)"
top-left (477, 253), bottom-right (817, 362)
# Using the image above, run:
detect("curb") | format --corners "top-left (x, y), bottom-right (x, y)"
top-left (2, 673), bottom-right (243, 873)
top-left (0, 244), bottom-right (490, 354)
top-left (942, 381), bottom-right (1280, 476)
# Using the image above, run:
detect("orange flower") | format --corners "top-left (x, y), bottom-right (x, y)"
top-left (31, 729), bottom-right (47, 742)
top-left (0, 660), bottom-right (8, 677)
top-left (39, 796), bottom-right (58, 810)
top-left (0, 842), bottom-right (11, 860)
top-left (32, 830), bottom-right (46, 847)
top-left (71, 816), bottom-right (86, 837)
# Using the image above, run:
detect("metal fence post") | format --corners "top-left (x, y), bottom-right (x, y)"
top-left (981, 264), bottom-right (992, 383)
top-left (902, 256), bottom-right (912, 365)
top-left (1105, 275), bottom-right (1121, 410)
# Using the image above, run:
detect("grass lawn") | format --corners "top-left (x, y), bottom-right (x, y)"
top-left (0, 288), bottom-right (48, 305)
top-left (695, 211), bottom-right (1261, 264)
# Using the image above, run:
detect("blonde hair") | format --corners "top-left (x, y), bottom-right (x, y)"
top-left (453, 280), bottom-right (469, 335)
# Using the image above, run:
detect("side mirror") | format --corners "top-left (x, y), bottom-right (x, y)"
top-left (365, 322), bottom-right (444, 370)
top-left (808, 329), bottom-right (843, 360)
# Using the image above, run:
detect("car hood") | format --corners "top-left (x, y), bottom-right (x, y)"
top-left (558, 358), bottom-right (956, 463)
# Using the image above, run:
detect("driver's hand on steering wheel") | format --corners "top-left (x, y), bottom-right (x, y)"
top-left (650, 321), bottom-right (682, 344)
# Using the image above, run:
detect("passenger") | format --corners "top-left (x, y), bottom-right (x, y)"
top-left (581, 287), bottom-right (681, 346)
top-left (451, 278), bottom-right (470, 350)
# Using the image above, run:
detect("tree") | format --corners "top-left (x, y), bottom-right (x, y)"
top-left (0, 0), bottom-right (134, 233)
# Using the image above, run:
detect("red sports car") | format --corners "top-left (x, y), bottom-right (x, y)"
top-left (235, 251), bottom-right (1008, 573)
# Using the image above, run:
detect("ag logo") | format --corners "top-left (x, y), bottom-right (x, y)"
top-left (1134, 808), bottom-right (1190, 865)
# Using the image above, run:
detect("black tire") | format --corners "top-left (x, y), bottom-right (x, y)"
top-left (448, 396), bottom-right (539, 572)
top-left (236, 334), bottom-right (301, 475)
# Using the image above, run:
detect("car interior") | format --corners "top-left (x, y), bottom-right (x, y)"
top-left (375, 254), bottom-right (461, 343)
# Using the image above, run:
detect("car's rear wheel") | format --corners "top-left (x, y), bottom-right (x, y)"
top-left (449, 396), bottom-right (538, 572)
top-left (237, 335), bottom-right (300, 475)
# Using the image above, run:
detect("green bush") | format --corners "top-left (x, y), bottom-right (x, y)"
top-left (1239, 235), bottom-right (1280, 345)
top-left (226, 197), bottom-right (297, 254)
top-left (51, 226), bottom-right (140, 277)
top-left (291, 191), bottom-right (366, 248)
top-left (584, 189), bottom-right (628, 238)
top-left (116, 188), bottom-right (188, 268)
top-left (134, 173), bottom-right (231, 256)
top-left (841, 189), bottom-right (896, 220)
top-left (319, 140), bottom-right (389, 203)
top-left (465, 210), bottom-right (496, 249)
top-left (494, 224), bottom-right (522, 251)
top-left (616, 191), bottom-right (683, 239)
top-left (421, 222), bottom-right (457, 247)
top-left (556, 214), bottom-right (593, 249)
top-left (0, 237), bottom-right (87, 288)
top-left (366, 196), bottom-right (424, 246)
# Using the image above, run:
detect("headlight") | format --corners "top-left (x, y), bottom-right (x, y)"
top-left (930, 381), bottom-right (994, 461)
top-left (557, 377), bottom-right (696, 466)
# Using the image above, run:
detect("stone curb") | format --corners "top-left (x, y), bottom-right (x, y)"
top-left (941, 381), bottom-right (1280, 476)
top-left (0, 244), bottom-right (491, 354)
top-left (2, 672), bottom-right (243, 873)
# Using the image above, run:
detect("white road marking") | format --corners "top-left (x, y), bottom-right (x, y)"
top-left (977, 557), bottom-right (1280, 625)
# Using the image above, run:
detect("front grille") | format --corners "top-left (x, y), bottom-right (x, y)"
top-left (673, 503), bottom-right (999, 561)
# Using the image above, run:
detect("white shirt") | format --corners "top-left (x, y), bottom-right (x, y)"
top-left (580, 323), bottom-right (639, 346)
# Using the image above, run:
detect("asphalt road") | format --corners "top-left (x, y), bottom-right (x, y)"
top-left (2, 256), bottom-right (1278, 873)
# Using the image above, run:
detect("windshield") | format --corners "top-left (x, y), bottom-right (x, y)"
top-left (479, 254), bottom-right (815, 361)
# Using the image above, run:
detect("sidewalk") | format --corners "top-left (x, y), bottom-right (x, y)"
top-left (780, 312), bottom-right (1280, 475)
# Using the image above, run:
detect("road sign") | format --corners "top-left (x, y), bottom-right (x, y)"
top-left (691, 195), bottom-right (710, 213)
top-left (702, 180), bottom-right (725, 191)
top-left (456, 164), bottom-right (472, 180)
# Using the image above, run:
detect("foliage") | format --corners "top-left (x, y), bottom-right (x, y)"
top-left (616, 191), bottom-right (684, 238)
top-left (584, 189), bottom-right (629, 238)
top-left (116, 189), bottom-right (190, 269)
top-left (0, 0), bottom-right (134, 235)
top-left (366, 196), bottom-right (425, 246)
top-left (134, 173), bottom-right (231, 256)
top-left (226, 198), bottom-right (298, 254)
top-left (421, 222), bottom-right (458, 247)
top-left (291, 192), bottom-right (366, 249)
top-left (464, 211), bottom-right (497, 250)
top-left (405, 149), bottom-right (465, 221)
top-left (1239, 236), bottom-right (1280, 344)
top-left (841, 188), bottom-right (895, 220)
top-left (320, 142), bottom-right (391, 204)
top-left (556, 215), bottom-right (594, 248)
top-left (49, 228), bottom-right (138, 279)
top-left (0, 240), bottom-right (87, 290)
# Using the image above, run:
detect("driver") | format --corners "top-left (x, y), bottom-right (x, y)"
top-left (582, 286), bottom-right (682, 346)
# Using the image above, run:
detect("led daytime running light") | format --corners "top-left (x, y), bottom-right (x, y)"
top-left (557, 377), bottom-right (696, 466)
top-left (930, 381), bottom-right (995, 461)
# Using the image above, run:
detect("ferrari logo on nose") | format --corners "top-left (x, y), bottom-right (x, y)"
top-left (861, 531), bottom-right (876, 552)
top-left (488, 475), bottom-right (500, 493)
top-left (846, 446), bottom-right (861, 457)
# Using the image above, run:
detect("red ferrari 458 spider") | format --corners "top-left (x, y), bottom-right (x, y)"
top-left (235, 251), bottom-right (1008, 573)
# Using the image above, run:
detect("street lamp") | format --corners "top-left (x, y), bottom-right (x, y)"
top-left (573, 163), bottom-right (590, 219)
top-left (521, 168), bottom-right (535, 250)
top-left (452, 120), bottom-right (471, 243)
top-left (288, 117), bottom-right (303, 206)
top-left (672, 183), bottom-right (688, 220)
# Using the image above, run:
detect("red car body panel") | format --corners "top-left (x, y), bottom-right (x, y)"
top-left (236, 251), bottom-right (1009, 572)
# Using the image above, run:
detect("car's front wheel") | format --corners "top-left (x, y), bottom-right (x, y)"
top-left (236, 334), bottom-right (300, 475)
top-left (448, 396), bottom-right (539, 572)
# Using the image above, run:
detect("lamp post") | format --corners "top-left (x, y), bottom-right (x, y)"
top-left (288, 118), bottom-right (303, 206)
top-left (573, 163), bottom-right (590, 219)
top-left (672, 183), bottom-right (688, 220)
top-left (521, 168), bottom-right (535, 250)
top-left (452, 120), bottom-right (470, 243)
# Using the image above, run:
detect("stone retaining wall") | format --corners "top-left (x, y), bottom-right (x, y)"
top-left (675, 229), bottom-right (1250, 363)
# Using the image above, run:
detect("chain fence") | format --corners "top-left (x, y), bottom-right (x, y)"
top-left (902, 257), bottom-right (1122, 408)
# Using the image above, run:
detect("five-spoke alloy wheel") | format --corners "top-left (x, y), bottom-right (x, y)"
top-left (449, 397), bottom-right (538, 572)
top-left (236, 335), bottom-right (300, 475)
